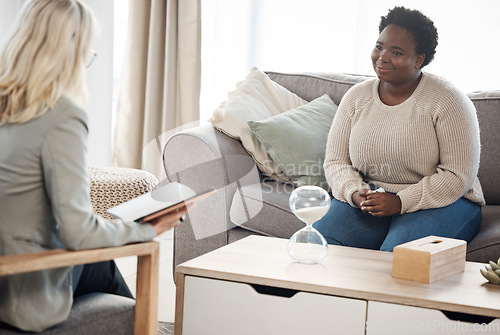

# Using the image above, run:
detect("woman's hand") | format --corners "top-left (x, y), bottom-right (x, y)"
top-left (360, 191), bottom-right (401, 216)
top-left (146, 204), bottom-right (192, 236)
top-left (352, 189), bottom-right (371, 208)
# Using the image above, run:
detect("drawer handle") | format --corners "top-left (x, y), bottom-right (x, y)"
top-left (250, 284), bottom-right (299, 298)
top-left (442, 310), bottom-right (496, 324)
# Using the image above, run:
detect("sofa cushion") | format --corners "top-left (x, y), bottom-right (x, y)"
top-left (466, 205), bottom-right (500, 262)
top-left (468, 90), bottom-right (500, 205)
top-left (0, 293), bottom-right (134, 334)
top-left (230, 181), bottom-right (304, 238)
top-left (248, 94), bottom-right (337, 191)
top-left (267, 71), bottom-right (500, 206)
top-left (210, 67), bottom-right (307, 183)
top-left (230, 182), bottom-right (500, 263)
top-left (266, 71), bottom-right (372, 105)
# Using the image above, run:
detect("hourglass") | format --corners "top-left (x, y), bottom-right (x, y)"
top-left (288, 186), bottom-right (331, 264)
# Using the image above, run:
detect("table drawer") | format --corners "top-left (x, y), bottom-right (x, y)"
top-left (367, 301), bottom-right (500, 334)
top-left (182, 276), bottom-right (366, 335)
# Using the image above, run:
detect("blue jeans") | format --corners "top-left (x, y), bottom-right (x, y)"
top-left (312, 197), bottom-right (482, 252)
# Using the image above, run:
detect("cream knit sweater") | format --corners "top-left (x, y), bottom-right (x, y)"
top-left (324, 72), bottom-right (485, 214)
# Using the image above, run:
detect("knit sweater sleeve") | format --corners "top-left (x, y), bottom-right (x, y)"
top-left (396, 82), bottom-right (482, 213)
top-left (323, 83), bottom-right (370, 206)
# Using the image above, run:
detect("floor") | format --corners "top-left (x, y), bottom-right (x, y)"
top-left (115, 229), bottom-right (176, 322)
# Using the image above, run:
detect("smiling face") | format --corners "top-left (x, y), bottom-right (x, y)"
top-left (371, 25), bottom-right (425, 87)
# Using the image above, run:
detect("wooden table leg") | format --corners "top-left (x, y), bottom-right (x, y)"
top-left (174, 272), bottom-right (186, 335)
top-left (134, 244), bottom-right (160, 335)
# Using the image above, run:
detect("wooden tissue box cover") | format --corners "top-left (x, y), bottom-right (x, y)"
top-left (392, 235), bottom-right (466, 284)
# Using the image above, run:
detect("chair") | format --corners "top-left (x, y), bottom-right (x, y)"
top-left (0, 241), bottom-right (160, 334)
top-left (0, 241), bottom-right (160, 335)
top-left (0, 167), bottom-right (161, 334)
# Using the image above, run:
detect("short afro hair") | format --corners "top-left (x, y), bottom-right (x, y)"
top-left (379, 6), bottom-right (438, 68)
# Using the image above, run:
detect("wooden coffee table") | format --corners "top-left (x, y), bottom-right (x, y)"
top-left (174, 236), bottom-right (500, 334)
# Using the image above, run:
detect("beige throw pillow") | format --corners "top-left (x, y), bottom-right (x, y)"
top-left (210, 67), bottom-right (307, 182)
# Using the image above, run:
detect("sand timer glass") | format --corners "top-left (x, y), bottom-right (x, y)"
top-left (288, 186), bottom-right (331, 264)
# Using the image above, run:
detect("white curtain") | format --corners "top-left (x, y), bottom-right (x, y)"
top-left (201, 0), bottom-right (500, 120)
top-left (113, 0), bottom-right (201, 179)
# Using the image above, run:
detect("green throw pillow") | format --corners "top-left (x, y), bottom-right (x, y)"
top-left (248, 94), bottom-right (337, 191)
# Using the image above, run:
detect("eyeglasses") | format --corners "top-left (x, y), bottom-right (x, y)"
top-left (86, 49), bottom-right (97, 68)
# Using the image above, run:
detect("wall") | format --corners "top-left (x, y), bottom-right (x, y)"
top-left (201, 0), bottom-right (500, 120)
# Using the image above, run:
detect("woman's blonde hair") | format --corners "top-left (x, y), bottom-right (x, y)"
top-left (0, 0), bottom-right (98, 125)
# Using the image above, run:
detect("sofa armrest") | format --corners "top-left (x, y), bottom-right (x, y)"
top-left (0, 242), bottom-right (160, 335)
top-left (163, 124), bottom-right (261, 270)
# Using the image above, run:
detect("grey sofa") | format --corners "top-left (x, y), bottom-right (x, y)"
top-left (163, 71), bottom-right (500, 274)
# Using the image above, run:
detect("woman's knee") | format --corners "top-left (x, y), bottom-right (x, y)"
top-left (313, 198), bottom-right (390, 249)
top-left (380, 198), bottom-right (482, 251)
top-left (312, 198), bottom-right (358, 238)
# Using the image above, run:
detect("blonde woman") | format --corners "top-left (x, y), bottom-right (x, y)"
top-left (0, 0), bottom-right (186, 332)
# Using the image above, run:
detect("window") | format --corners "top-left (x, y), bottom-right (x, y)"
top-left (112, 0), bottom-right (129, 142)
top-left (201, 0), bottom-right (500, 120)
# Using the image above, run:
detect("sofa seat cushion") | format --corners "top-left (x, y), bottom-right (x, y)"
top-left (230, 182), bottom-right (500, 263)
top-left (230, 181), bottom-right (304, 238)
top-left (466, 205), bottom-right (500, 262)
top-left (0, 293), bottom-right (134, 334)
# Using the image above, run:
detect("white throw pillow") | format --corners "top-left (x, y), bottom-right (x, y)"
top-left (210, 67), bottom-right (307, 182)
